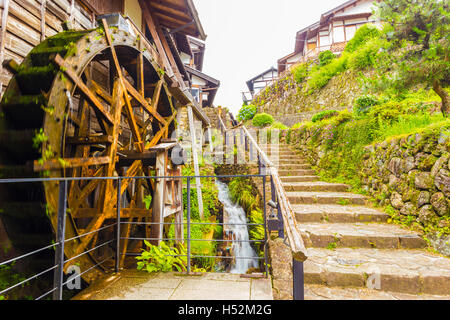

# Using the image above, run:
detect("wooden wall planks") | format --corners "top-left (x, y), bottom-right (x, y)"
top-left (0, 0), bottom-right (94, 95)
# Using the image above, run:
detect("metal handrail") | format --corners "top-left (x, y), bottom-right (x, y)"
top-left (0, 173), bottom-right (269, 300)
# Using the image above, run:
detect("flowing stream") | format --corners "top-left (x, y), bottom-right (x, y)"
top-left (216, 180), bottom-right (259, 274)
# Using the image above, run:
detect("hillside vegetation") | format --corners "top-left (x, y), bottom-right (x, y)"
top-left (240, 0), bottom-right (450, 242)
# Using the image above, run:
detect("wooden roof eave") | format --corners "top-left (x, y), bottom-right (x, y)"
top-left (147, 0), bottom-right (206, 40)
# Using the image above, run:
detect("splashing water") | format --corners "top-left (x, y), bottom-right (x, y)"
top-left (216, 180), bottom-right (258, 274)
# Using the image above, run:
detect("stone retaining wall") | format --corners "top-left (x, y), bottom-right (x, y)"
top-left (253, 69), bottom-right (362, 121)
top-left (282, 127), bottom-right (450, 256)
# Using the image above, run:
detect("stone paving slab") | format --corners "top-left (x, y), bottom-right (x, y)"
top-left (287, 191), bottom-right (367, 205)
top-left (293, 204), bottom-right (389, 223)
top-left (299, 222), bottom-right (426, 249)
top-left (304, 248), bottom-right (450, 295)
top-left (305, 284), bottom-right (450, 300)
top-left (72, 271), bottom-right (273, 300)
top-left (283, 181), bottom-right (349, 192)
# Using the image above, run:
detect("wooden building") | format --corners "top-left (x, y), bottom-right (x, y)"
top-left (278, 0), bottom-right (380, 73)
top-left (245, 66), bottom-right (278, 100)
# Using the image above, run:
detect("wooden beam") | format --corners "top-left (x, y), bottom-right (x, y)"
top-left (75, 208), bottom-right (152, 219)
top-left (102, 19), bottom-right (144, 153)
top-left (2, 59), bottom-right (20, 74)
top-left (152, 80), bottom-right (164, 111)
top-left (139, 0), bottom-right (173, 76)
top-left (40, 0), bottom-right (47, 41)
top-left (33, 156), bottom-right (111, 172)
top-left (145, 112), bottom-right (177, 150)
top-left (187, 105), bottom-right (204, 219)
top-left (53, 54), bottom-right (114, 125)
top-left (0, 0), bottom-right (10, 94)
top-left (119, 150), bottom-right (157, 160)
top-left (67, 135), bottom-right (113, 145)
top-left (123, 79), bottom-right (167, 125)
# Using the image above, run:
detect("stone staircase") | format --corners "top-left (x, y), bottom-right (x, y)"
top-left (262, 143), bottom-right (450, 300)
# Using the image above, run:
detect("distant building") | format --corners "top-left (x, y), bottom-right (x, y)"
top-left (244, 67), bottom-right (278, 101)
top-left (278, 0), bottom-right (380, 74)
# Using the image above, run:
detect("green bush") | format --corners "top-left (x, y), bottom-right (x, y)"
top-left (354, 94), bottom-right (379, 116)
top-left (348, 38), bottom-right (382, 70)
top-left (291, 63), bottom-right (308, 83)
top-left (252, 113), bottom-right (274, 127)
top-left (307, 54), bottom-right (349, 92)
top-left (318, 50), bottom-right (335, 67)
top-left (344, 24), bottom-right (381, 53)
top-left (237, 104), bottom-right (257, 122)
top-left (311, 110), bottom-right (339, 123)
top-left (270, 121), bottom-right (289, 130)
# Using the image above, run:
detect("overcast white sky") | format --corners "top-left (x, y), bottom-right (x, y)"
top-left (193, 0), bottom-right (347, 115)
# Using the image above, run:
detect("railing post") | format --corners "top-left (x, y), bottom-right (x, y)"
top-left (257, 154), bottom-right (260, 174)
top-left (53, 180), bottom-right (67, 300)
top-left (293, 259), bottom-right (304, 300)
top-left (262, 175), bottom-right (268, 278)
top-left (186, 177), bottom-right (191, 274)
top-left (115, 177), bottom-right (122, 273)
top-left (270, 175), bottom-right (284, 239)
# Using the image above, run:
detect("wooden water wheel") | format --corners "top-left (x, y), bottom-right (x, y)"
top-left (0, 21), bottom-right (183, 283)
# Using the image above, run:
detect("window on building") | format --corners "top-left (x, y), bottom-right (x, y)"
top-left (191, 88), bottom-right (200, 102)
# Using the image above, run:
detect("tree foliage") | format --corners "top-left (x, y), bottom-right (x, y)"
top-left (375, 0), bottom-right (450, 116)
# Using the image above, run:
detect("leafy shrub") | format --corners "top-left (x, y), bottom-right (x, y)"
top-left (136, 241), bottom-right (187, 273)
top-left (311, 110), bottom-right (339, 123)
top-left (291, 63), bottom-right (308, 83)
top-left (318, 50), bottom-right (335, 67)
top-left (348, 38), bottom-right (382, 70)
top-left (307, 54), bottom-right (349, 92)
top-left (291, 122), bottom-right (304, 129)
top-left (270, 121), bottom-right (289, 130)
top-left (345, 24), bottom-right (381, 53)
top-left (252, 113), bottom-right (274, 127)
top-left (237, 104), bottom-right (257, 122)
top-left (334, 110), bottom-right (354, 125)
top-left (354, 94), bottom-right (379, 116)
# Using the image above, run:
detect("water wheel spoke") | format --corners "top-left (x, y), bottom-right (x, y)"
top-left (53, 54), bottom-right (114, 126)
top-left (102, 19), bottom-right (144, 153)
top-left (145, 111), bottom-right (177, 149)
top-left (123, 79), bottom-right (166, 125)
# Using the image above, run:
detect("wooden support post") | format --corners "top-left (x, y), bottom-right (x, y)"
top-left (187, 105), bottom-right (204, 219)
top-left (0, 0), bottom-right (10, 95)
top-left (40, 0), bottom-right (46, 41)
top-left (207, 126), bottom-right (214, 154)
top-left (151, 150), bottom-right (166, 245)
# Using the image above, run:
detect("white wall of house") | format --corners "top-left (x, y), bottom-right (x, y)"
top-left (124, 0), bottom-right (142, 31)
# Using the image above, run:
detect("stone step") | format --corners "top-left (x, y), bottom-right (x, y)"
top-left (286, 191), bottom-right (366, 205)
top-left (304, 248), bottom-right (450, 295)
top-left (299, 223), bottom-right (427, 249)
top-left (280, 176), bottom-right (320, 182)
top-left (276, 164), bottom-right (312, 170)
top-left (278, 159), bottom-right (309, 165)
top-left (278, 155), bottom-right (304, 160)
top-left (278, 169), bottom-right (316, 177)
top-left (293, 204), bottom-right (389, 223)
top-left (283, 181), bottom-right (348, 192)
top-left (304, 284), bottom-right (450, 300)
